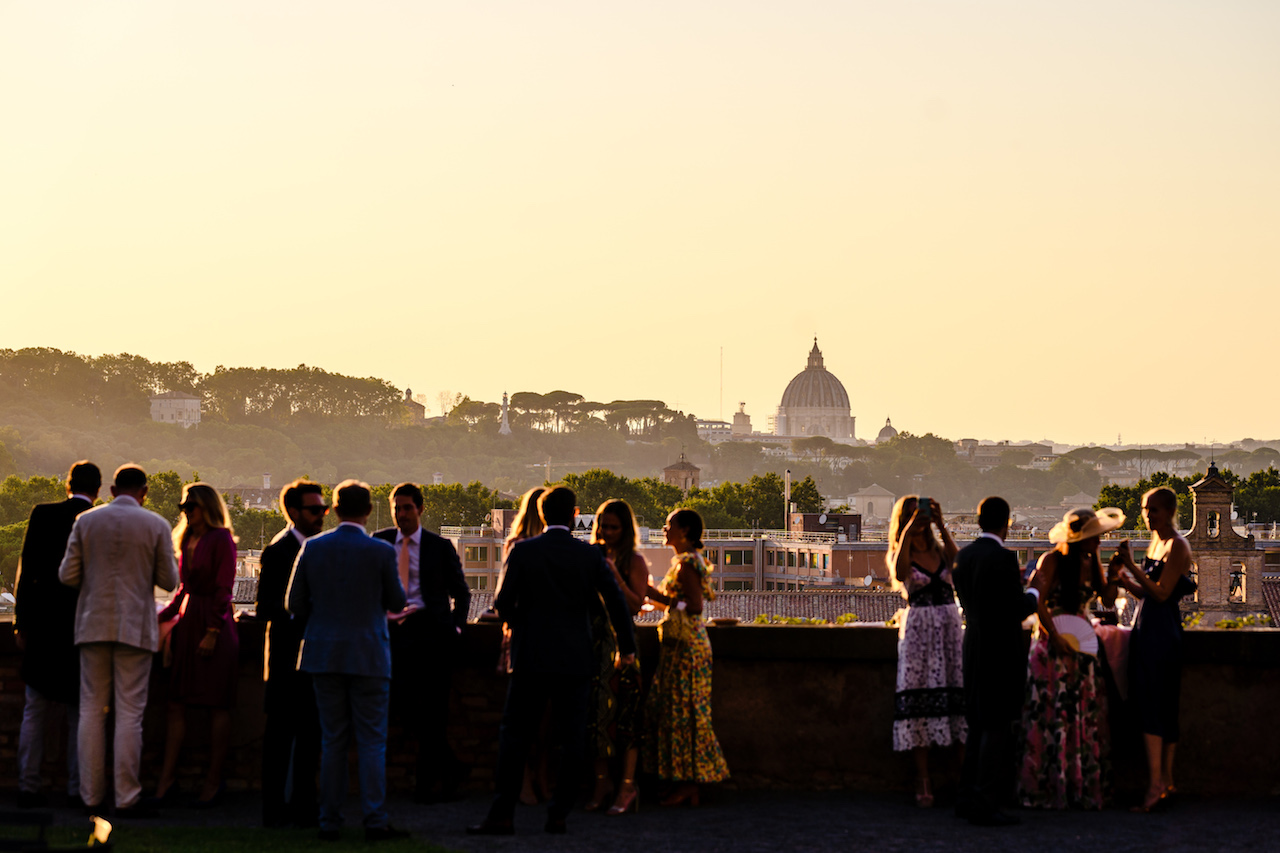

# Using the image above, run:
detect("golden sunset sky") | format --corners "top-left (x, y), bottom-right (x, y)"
top-left (3, 1), bottom-right (1277, 445)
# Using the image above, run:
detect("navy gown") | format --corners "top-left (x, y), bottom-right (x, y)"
top-left (1127, 557), bottom-right (1196, 741)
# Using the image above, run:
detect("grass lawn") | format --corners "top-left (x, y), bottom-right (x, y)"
top-left (22, 824), bottom-right (457, 852)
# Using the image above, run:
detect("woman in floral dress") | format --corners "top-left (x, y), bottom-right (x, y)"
top-left (643, 508), bottom-right (729, 806)
top-left (1018, 507), bottom-right (1124, 810)
top-left (887, 495), bottom-right (964, 808)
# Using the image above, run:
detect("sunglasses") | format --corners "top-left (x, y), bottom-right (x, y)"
top-left (300, 505), bottom-right (330, 515)
top-left (179, 502), bottom-right (199, 512)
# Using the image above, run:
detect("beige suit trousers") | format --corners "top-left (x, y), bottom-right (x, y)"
top-left (77, 643), bottom-right (152, 809)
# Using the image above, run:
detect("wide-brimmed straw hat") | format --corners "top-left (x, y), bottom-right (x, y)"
top-left (1048, 507), bottom-right (1125, 545)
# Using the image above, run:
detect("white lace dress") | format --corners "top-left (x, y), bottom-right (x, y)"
top-left (892, 561), bottom-right (967, 751)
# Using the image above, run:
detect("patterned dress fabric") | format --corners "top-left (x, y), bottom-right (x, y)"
top-left (1128, 557), bottom-right (1196, 742)
top-left (1018, 573), bottom-right (1109, 809)
top-left (893, 561), bottom-right (967, 751)
top-left (643, 553), bottom-right (730, 784)
top-left (589, 601), bottom-right (643, 760)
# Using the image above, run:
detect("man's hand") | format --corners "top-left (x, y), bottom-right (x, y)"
top-left (197, 630), bottom-right (218, 656)
top-left (13, 628), bottom-right (24, 652)
top-left (615, 652), bottom-right (636, 669)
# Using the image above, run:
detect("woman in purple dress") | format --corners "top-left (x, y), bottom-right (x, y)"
top-left (153, 483), bottom-right (240, 807)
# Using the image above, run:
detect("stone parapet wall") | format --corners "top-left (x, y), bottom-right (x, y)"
top-left (0, 621), bottom-right (1275, 799)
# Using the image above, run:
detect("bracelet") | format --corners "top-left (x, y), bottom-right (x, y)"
top-left (206, 627), bottom-right (221, 634)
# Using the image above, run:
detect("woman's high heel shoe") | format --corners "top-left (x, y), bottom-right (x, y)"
top-left (584, 774), bottom-right (614, 812)
top-left (606, 781), bottom-right (639, 816)
top-left (915, 779), bottom-right (934, 809)
top-left (191, 781), bottom-right (226, 810)
top-left (659, 785), bottom-right (699, 808)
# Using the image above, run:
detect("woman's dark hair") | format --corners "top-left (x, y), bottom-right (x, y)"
top-left (1143, 486), bottom-right (1178, 515)
top-left (592, 499), bottom-right (640, 582)
top-left (1057, 540), bottom-right (1103, 614)
top-left (669, 508), bottom-right (704, 551)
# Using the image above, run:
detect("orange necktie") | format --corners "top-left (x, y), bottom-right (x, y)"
top-left (398, 537), bottom-right (411, 594)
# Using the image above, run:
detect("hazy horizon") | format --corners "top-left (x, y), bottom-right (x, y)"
top-left (4, 1), bottom-right (1278, 446)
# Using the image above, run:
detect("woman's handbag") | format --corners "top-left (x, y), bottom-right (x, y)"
top-left (658, 605), bottom-right (697, 646)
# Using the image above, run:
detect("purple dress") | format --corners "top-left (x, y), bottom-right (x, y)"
top-left (158, 527), bottom-right (240, 708)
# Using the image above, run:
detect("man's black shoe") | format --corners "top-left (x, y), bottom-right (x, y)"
top-left (544, 817), bottom-right (568, 835)
top-left (16, 791), bottom-right (47, 809)
top-left (954, 802), bottom-right (974, 820)
top-left (968, 810), bottom-right (1021, 827)
top-left (66, 795), bottom-right (85, 811)
top-left (114, 802), bottom-right (159, 819)
top-left (366, 825), bottom-right (411, 842)
top-left (413, 787), bottom-right (441, 805)
top-left (318, 828), bottom-right (340, 841)
top-left (466, 819), bottom-right (515, 836)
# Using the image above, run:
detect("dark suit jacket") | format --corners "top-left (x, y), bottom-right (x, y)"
top-left (14, 497), bottom-right (92, 703)
top-left (952, 535), bottom-right (1038, 726)
top-left (494, 528), bottom-right (636, 678)
top-left (372, 526), bottom-right (470, 631)
top-left (256, 526), bottom-right (304, 684)
top-left (287, 524), bottom-right (405, 678)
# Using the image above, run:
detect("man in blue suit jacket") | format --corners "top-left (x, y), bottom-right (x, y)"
top-left (469, 486), bottom-right (637, 836)
top-left (287, 480), bottom-right (407, 842)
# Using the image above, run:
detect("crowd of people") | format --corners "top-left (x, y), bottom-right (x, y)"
top-left (10, 459), bottom-right (1197, 838)
top-left (11, 463), bottom-right (730, 840)
top-left (888, 490), bottom-right (1196, 825)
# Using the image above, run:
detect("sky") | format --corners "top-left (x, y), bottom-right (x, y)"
top-left (3, 1), bottom-right (1278, 446)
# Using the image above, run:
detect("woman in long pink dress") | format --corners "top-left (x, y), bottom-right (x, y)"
top-left (153, 483), bottom-right (240, 807)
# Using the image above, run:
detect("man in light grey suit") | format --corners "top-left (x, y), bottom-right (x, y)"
top-left (287, 480), bottom-right (408, 842)
top-left (59, 464), bottom-right (178, 817)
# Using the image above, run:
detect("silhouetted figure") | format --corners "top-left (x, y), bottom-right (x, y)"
top-left (468, 486), bottom-right (636, 836)
top-left (373, 482), bottom-right (471, 804)
top-left (14, 461), bottom-right (100, 809)
top-left (257, 479), bottom-right (326, 828)
top-left (952, 496), bottom-right (1039, 827)
top-left (886, 495), bottom-right (964, 808)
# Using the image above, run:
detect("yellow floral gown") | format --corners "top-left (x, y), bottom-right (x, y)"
top-left (642, 552), bottom-right (730, 784)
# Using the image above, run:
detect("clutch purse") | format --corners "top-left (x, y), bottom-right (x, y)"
top-left (658, 607), bottom-right (696, 646)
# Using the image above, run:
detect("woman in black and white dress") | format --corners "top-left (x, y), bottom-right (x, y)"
top-left (887, 495), bottom-right (965, 808)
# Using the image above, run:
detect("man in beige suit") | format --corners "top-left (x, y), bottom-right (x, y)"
top-left (59, 464), bottom-right (178, 817)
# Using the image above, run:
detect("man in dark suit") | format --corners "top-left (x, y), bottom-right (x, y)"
top-left (13, 461), bottom-right (100, 809)
top-left (372, 482), bottom-right (470, 803)
top-left (951, 496), bottom-right (1040, 827)
top-left (287, 480), bottom-right (408, 843)
top-left (468, 486), bottom-right (636, 836)
top-left (256, 478), bottom-right (327, 828)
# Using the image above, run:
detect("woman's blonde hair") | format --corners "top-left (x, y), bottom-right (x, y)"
top-left (885, 494), bottom-right (941, 594)
top-left (506, 487), bottom-right (546, 549)
top-left (172, 482), bottom-right (235, 553)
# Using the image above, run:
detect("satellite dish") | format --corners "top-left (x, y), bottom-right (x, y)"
top-left (863, 575), bottom-right (873, 587)
top-left (818, 513), bottom-right (827, 524)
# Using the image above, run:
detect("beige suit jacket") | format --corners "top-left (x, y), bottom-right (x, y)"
top-left (58, 495), bottom-right (179, 652)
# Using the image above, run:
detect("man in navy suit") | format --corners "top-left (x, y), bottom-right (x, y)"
top-left (372, 482), bottom-right (470, 803)
top-left (951, 496), bottom-right (1040, 827)
top-left (13, 461), bottom-right (100, 809)
top-left (287, 480), bottom-right (407, 842)
top-left (256, 478), bottom-right (327, 827)
top-left (468, 486), bottom-right (637, 836)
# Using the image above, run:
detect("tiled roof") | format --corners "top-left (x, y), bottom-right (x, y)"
top-left (1261, 579), bottom-right (1280, 624)
top-left (467, 590), bottom-right (906, 625)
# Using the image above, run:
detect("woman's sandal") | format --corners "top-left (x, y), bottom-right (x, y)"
top-left (584, 774), bottom-right (614, 812)
top-left (606, 780), bottom-right (640, 815)
top-left (915, 779), bottom-right (934, 809)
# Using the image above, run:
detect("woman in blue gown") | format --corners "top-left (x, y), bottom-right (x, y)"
top-left (1110, 486), bottom-right (1196, 813)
